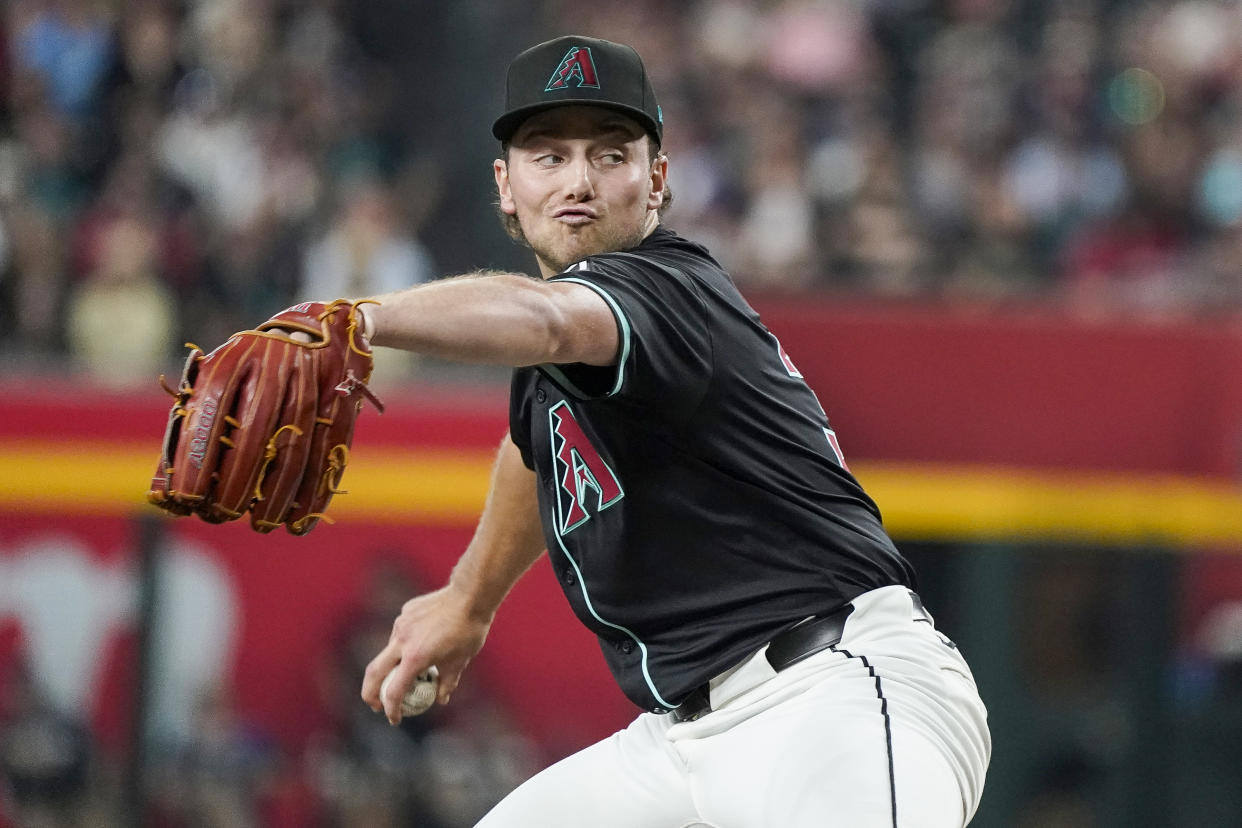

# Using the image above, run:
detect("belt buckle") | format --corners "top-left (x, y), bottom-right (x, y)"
top-left (671, 684), bottom-right (711, 723)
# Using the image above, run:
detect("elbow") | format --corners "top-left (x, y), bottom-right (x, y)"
top-left (547, 321), bottom-right (617, 367)
top-left (503, 284), bottom-right (575, 366)
top-left (541, 302), bottom-right (581, 365)
top-left (526, 280), bottom-right (618, 367)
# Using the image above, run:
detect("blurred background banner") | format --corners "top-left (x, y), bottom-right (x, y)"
top-left (2, 1), bottom-right (1242, 826)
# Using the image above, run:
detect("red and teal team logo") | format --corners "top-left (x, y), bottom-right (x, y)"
top-left (548, 401), bottom-right (623, 535)
top-left (545, 46), bottom-right (600, 91)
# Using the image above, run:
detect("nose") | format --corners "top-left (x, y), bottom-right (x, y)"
top-left (564, 156), bottom-right (595, 202)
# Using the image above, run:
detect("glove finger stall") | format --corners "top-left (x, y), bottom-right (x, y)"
top-left (148, 348), bottom-right (203, 515)
top-left (283, 302), bottom-right (375, 535)
top-left (250, 346), bottom-right (319, 532)
top-left (166, 338), bottom-right (250, 516)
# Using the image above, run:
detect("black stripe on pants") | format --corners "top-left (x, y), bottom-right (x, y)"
top-left (834, 648), bottom-right (897, 828)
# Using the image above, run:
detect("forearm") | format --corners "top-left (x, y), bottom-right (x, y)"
top-left (360, 271), bottom-right (616, 366)
top-left (446, 434), bottom-right (547, 622)
top-left (361, 434), bottom-right (545, 718)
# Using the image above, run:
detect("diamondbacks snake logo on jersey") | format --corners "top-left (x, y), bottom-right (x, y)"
top-left (548, 401), bottom-right (623, 534)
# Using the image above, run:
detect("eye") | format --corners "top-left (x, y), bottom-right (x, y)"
top-left (535, 154), bottom-right (563, 167)
top-left (598, 152), bottom-right (625, 165)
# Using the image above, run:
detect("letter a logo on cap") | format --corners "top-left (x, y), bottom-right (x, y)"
top-left (545, 46), bottom-right (600, 91)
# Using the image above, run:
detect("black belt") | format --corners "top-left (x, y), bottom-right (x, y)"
top-left (670, 592), bottom-right (931, 723)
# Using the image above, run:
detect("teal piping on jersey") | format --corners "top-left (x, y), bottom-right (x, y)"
top-left (542, 274), bottom-right (632, 398)
top-left (546, 402), bottom-right (676, 710)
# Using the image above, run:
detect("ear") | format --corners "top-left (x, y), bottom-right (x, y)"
top-left (647, 151), bottom-right (668, 212)
top-left (494, 158), bottom-right (516, 216)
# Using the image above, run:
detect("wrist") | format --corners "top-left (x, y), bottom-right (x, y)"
top-left (446, 564), bottom-right (502, 624)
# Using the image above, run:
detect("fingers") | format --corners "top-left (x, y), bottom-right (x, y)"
top-left (360, 644), bottom-right (401, 714)
top-left (363, 647), bottom-right (466, 725)
top-left (361, 631), bottom-right (444, 725)
top-left (437, 666), bottom-right (462, 706)
top-left (360, 586), bottom-right (490, 724)
top-left (262, 327), bottom-right (314, 344)
top-left (380, 657), bottom-right (420, 725)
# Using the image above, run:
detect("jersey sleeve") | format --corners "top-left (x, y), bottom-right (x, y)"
top-left (544, 258), bottom-right (712, 419)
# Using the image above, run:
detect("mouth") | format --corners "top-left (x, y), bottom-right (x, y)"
top-left (553, 207), bottom-right (598, 226)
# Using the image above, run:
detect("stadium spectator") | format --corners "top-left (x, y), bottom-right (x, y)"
top-left (65, 211), bottom-right (174, 385)
top-left (302, 173), bottom-right (434, 381)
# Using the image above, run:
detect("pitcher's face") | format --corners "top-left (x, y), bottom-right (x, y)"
top-left (495, 106), bottom-right (666, 276)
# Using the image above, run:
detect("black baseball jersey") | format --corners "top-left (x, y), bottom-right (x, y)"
top-left (509, 227), bottom-right (915, 712)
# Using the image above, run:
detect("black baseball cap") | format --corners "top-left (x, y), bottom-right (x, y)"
top-left (492, 35), bottom-right (663, 146)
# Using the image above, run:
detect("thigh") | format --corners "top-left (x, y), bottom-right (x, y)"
top-left (682, 652), bottom-right (967, 828)
top-left (476, 712), bottom-right (701, 828)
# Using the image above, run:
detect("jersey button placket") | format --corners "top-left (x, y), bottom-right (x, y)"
top-left (561, 568), bottom-right (576, 587)
top-left (535, 387), bottom-right (547, 404)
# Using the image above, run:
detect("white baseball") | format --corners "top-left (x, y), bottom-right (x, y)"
top-left (380, 664), bottom-right (439, 717)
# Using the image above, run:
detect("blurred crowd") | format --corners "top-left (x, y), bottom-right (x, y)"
top-left (654, 0), bottom-right (1242, 310)
top-left (0, 0), bottom-right (1237, 384)
top-left (0, 0), bottom-right (442, 386)
top-left (1, 0), bottom-right (1242, 386)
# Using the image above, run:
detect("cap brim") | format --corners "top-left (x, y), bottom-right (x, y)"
top-left (492, 99), bottom-right (661, 145)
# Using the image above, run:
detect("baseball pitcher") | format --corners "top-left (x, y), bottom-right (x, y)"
top-left (153, 34), bottom-right (991, 828)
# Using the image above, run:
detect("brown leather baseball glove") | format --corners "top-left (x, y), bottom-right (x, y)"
top-left (148, 299), bottom-right (384, 535)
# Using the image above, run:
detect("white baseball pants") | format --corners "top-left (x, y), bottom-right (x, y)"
top-left (476, 585), bottom-right (991, 827)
